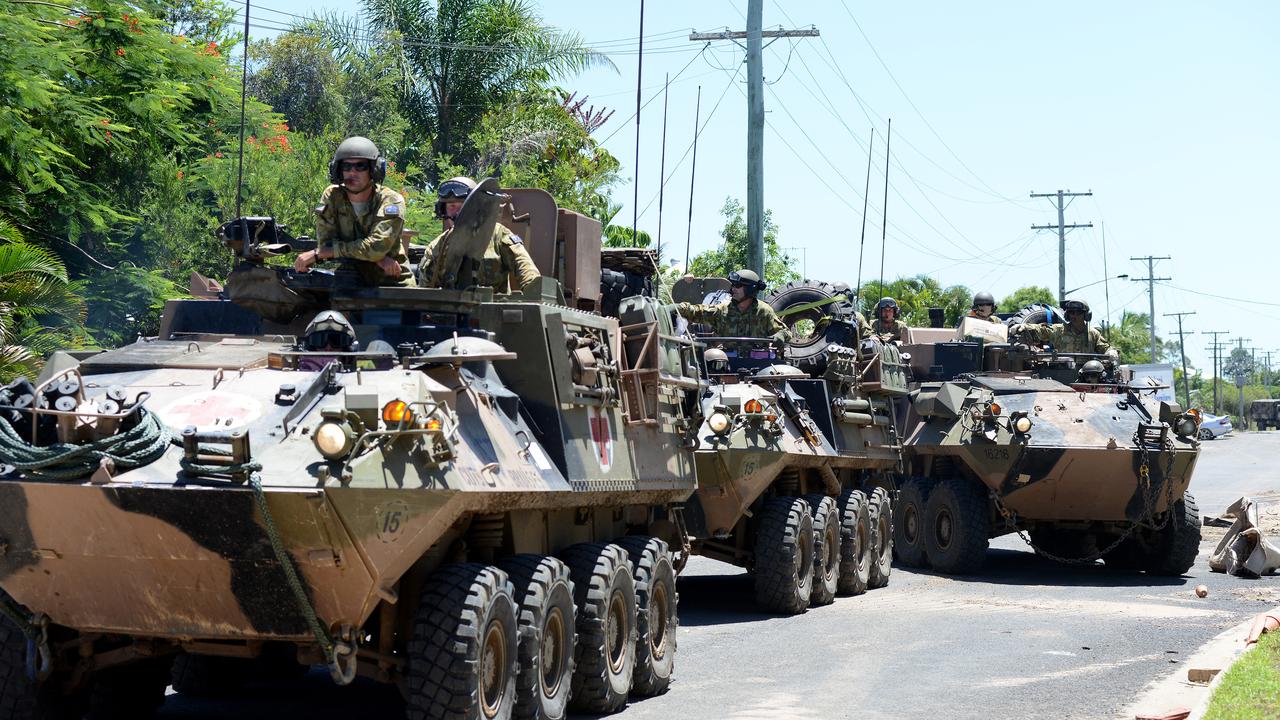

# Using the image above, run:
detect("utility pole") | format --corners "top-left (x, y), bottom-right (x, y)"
top-left (1230, 336), bottom-right (1251, 427)
top-left (1263, 350), bottom-right (1275, 392)
top-left (1163, 311), bottom-right (1195, 408)
top-left (1031, 190), bottom-right (1093, 303)
top-left (1201, 330), bottom-right (1229, 414)
top-left (691, 9), bottom-right (818, 277)
top-left (1130, 255), bottom-right (1171, 363)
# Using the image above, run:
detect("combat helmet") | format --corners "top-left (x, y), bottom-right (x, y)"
top-left (328, 136), bottom-right (386, 184)
top-left (972, 291), bottom-right (995, 308)
top-left (875, 297), bottom-right (899, 320)
top-left (1079, 359), bottom-right (1106, 383)
top-left (727, 268), bottom-right (766, 298)
top-left (302, 310), bottom-right (358, 352)
top-left (1061, 298), bottom-right (1092, 321)
top-left (434, 176), bottom-right (479, 219)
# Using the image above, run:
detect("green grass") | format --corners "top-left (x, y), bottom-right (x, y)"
top-left (1203, 629), bottom-right (1280, 720)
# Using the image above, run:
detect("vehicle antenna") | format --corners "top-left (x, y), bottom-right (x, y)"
top-left (854, 127), bottom-right (874, 308)
top-left (233, 0), bottom-right (252, 221)
top-left (656, 72), bottom-right (669, 261)
top-left (878, 117), bottom-right (891, 292)
top-left (684, 85), bottom-right (702, 270)
top-left (631, 0), bottom-right (645, 247)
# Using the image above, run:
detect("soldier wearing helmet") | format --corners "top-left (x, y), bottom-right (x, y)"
top-left (675, 269), bottom-right (791, 353)
top-left (416, 177), bottom-right (540, 293)
top-left (1012, 299), bottom-right (1118, 358)
top-left (870, 297), bottom-right (908, 343)
top-left (964, 291), bottom-right (1001, 324)
top-left (295, 136), bottom-right (413, 286)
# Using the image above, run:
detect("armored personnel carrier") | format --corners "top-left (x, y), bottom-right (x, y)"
top-left (892, 314), bottom-right (1203, 576)
top-left (0, 186), bottom-right (702, 719)
top-left (670, 278), bottom-right (908, 614)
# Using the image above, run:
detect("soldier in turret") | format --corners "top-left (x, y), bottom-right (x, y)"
top-left (962, 291), bottom-right (1002, 324)
top-left (416, 177), bottom-right (541, 293)
top-left (676, 269), bottom-right (791, 353)
top-left (1012, 299), bottom-right (1118, 358)
top-left (294, 136), bottom-right (413, 286)
top-left (869, 297), bottom-right (909, 343)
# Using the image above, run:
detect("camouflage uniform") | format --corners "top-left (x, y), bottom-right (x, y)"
top-left (418, 224), bottom-right (540, 294)
top-left (963, 310), bottom-right (1003, 324)
top-left (676, 298), bottom-right (791, 352)
top-left (870, 318), bottom-right (909, 343)
top-left (315, 184), bottom-right (413, 287)
top-left (1020, 323), bottom-right (1113, 354)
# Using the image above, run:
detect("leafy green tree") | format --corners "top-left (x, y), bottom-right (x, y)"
top-left (998, 285), bottom-right (1055, 313)
top-left (0, 218), bottom-right (85, 380)
top-left (689, 198), bottom-right (799, 289)
top-left (1105, 312), bottom-right (1167, 365)
top-left (858, 276), bottom-right (972, 327)
top-left (353, 0), bottom-right (614, 178)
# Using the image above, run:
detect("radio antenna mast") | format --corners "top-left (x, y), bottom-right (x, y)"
top-left (233, 0), bottom-right (252, 219)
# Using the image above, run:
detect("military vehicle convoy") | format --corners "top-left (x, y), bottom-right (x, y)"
top-left (671, 278), bottom-right (907, 614)
top-left (892, 315), bottom-right (1203, 576)
top-left (0, 187), bottom-right (705, 719)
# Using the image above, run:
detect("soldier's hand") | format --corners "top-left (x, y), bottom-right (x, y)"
top-left (377, 255), bottom-right (402, 277)
top-left (1010, 323), bottom-right (1026, 335)
top-left (294, 250), bottom-right (317, 273)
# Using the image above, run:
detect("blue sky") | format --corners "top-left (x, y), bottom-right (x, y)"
top-left (244, 1), bottom-right (1280, 374)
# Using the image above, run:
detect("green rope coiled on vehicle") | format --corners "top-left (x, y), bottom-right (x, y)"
top-left (247, 473), bottom-right (337, 669)
top-left (0, 408), bottom-right (171, 481)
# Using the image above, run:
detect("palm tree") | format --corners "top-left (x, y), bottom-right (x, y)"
top-left (0, 217), bottom-right (86, 381)
top-left (354, 0), bottom-right (615, 176)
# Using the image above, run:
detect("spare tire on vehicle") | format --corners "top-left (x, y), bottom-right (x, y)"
top-left (600, 268), bottom-right (653, 318)
top-left (1005, 303), bottom-right (1065, 328)
top-left (763, 280), bottom-right (860, 374)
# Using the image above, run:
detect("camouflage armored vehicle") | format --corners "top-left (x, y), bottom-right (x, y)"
top-left (1249, 398), bottom-right (1280, 431)
top-left (0, 186), bottom-right (703, 719)
top-left (892, 315), bottom-right (1203, 575)
top-left (670, 278), bottom-right (907, 614)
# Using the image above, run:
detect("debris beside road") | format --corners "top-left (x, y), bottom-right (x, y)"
top-left (1207, 496), bottom-right (1280, 577)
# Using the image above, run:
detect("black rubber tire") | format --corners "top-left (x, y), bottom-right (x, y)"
top-left (763, 280), bottom-right (860, 374)
top-left (922, 478), bottom-right (991, 575)
top-left (170, 654), bottom-right (249, 698)
top-left (90, 657), bottom-right (172, 720)
top-left (803, 495), bottom-right (840, 607)
top-left (1102, 537), bottom-right (1146, 572)
top-left (406, 563), bottom-right (519, 720)
top-left (561, 543), bottom-right (636, 714)
top-left (0, 594), bottom-right (83, 720)
top-left (1005, 304), bottom-right (1065, 329)
top-left (600, 269), bottom-right (653, 318)
top-left (753, 497), bottom-right (815, 615)
top-left (1144, 493), bottom-right (1202, 576)
top-left (893, 477), bottom-right (932, 568)
top-left (866, 486), bottom-right (894, 588)
top-left (498, 555), bottom-right (576, 720)
top-left (1197, 428), bottom-right (1214, 440)
top-left (836, 489), bottom-right (872, 596)
top-left (615, 536), bottom-right (678, 697)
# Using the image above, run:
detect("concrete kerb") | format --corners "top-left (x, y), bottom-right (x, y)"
top-left (1126, 605), bottom-right (1280, 720)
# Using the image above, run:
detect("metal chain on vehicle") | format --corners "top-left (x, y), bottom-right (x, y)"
top-left (248, 473), bottom-right (356, 685)
top-left (1000, 429), bottom-right (1178, 565)
top-left (0, 593), bottom-right (51, 681)
top-left (0, 408), bottom-right (170, 481)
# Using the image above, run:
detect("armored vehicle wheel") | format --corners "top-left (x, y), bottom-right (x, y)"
top-left (615, 536), bottom-right (678, 697)
top-left (0, 610), bottom-right (84, 720)
top-left (923, 478), bottom-right (990, 575)
top-left (893, 478), bottom-right (931, 568)
top-left (803, 495), bottom-right (840, 607)
top-left (836, 489), bottom-right (871, 596)
top-left (170, 654), bottom-right (249, 697)
top-left (561, 543), bottom-right (636, 714)
top-left (406, 563), bottom-right (518, 720)
top-left (763, 280), bottom-right (859, 374)
top-left (753, 497), bottom-right (815, 615)
top-left (866, 486), bottom-right (894, 588)
top-left (90, 657), bottom-right (173, 720)
top-left (1102, 537), bottom-right (1146, 571)
top-left (498, 555), bottom-right (576, 720)
top-left (1196, 428), bottom-right (1213, 440)
top-left (1144, 494), bottom-right (1202, 576)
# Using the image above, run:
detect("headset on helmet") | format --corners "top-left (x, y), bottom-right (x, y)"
top-left (727, 269), bottom-right (766, 297)
top-left (328, 136), bottom-right (387, 185)
top-left (434, 176), bottom-right (479, 219)
top-left (1061, 299), bottom-right (1092, 321)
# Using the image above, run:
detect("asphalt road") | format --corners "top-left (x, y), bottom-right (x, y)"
top-left (158, 431), bottom-right (1280, 720)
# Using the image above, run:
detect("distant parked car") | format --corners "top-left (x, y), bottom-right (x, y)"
top-left (1197, 412), bottom-right (1232, 440)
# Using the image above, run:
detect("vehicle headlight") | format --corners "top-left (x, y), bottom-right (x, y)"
top-left (707, 411), bottom-right (732, 435)
top-left (1010, 412), bottom-right (1033, 434)
top-left (314, 420), bottom-right (355, 459)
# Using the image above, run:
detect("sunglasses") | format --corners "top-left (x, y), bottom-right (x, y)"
top-left (340, 161), bottom-right (371, 173)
